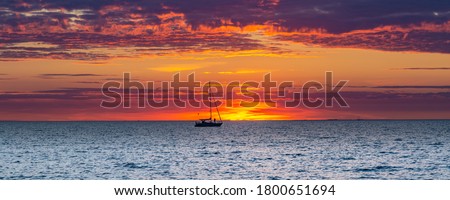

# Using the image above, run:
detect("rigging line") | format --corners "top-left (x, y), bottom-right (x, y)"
top-left (212, 90), bottom-right (222, 122)
top-left (209, 82), bottom-right (222, 122)
top-left (209, 81), bottom-right (212, 120)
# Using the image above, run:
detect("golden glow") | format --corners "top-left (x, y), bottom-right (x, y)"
top-left (149, 64), bottom-right (202, 72)
top-left (220, 109), bottom-right (289, 121)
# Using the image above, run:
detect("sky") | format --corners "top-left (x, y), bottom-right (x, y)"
top-left (0, 0), bottom-right (449, 120)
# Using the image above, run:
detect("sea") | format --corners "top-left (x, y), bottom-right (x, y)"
top-left (0, 120), bottom-right (449, 180)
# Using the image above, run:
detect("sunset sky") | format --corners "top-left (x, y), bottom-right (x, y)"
top-left (0, 0), bottom-right (449, 120)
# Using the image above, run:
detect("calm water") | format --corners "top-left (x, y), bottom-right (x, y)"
top-left (0, 121), bottom-right (449, 180)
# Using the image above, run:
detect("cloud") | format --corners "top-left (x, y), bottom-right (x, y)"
top-left (373, 85), bottom-right (450, 89)
top-left (0, 77), bottom-right (16, 81)
top-left (1, 86), bottom-right (450, 120)
top-left (273, 0), bottom-right (449, 33)
top-left (0, 88), bottom-right (102, 101)
top-left (346, 85), bottom-right (450, 89)
top-left (40, 74), bottom-right (103, 77)
top-left (275, 22), bottom-right (450, 53)
top-left (0, 74), bottom-right (17, 80)
top-left (393, 67), bottom-right (450, 70)
top-left (74, 81), bottom-right (102, 84)
top-left (0, 0), bottom-right (447, 61)
top-left (38, 73), bottom-right (104, 79)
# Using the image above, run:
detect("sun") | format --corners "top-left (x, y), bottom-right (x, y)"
top-left (220, 107), bottom-right (289, 121)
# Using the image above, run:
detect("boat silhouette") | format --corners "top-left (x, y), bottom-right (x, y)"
top-left (195, 82), bottom-right (223, 127)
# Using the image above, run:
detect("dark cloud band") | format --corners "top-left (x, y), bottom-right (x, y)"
top-left (0, 0), bottom-right (448, 60)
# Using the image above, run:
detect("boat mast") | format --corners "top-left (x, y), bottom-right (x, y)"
top-left (209, 82), bottom-right (222, 122)
top-left (209, 81), bottom-right (212, 120)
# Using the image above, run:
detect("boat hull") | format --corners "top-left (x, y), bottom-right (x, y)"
top-left (195, 122), bottom-right (223, 127)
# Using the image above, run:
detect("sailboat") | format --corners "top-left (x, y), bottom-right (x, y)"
top-left (195, 82), bottom-right (223, 127)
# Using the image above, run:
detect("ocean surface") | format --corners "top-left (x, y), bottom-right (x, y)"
top-left (0, 120), bottom-right (449, 180)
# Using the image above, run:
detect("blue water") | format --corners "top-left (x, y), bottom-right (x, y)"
top-left (0, 121), bottom-right (449, 180)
